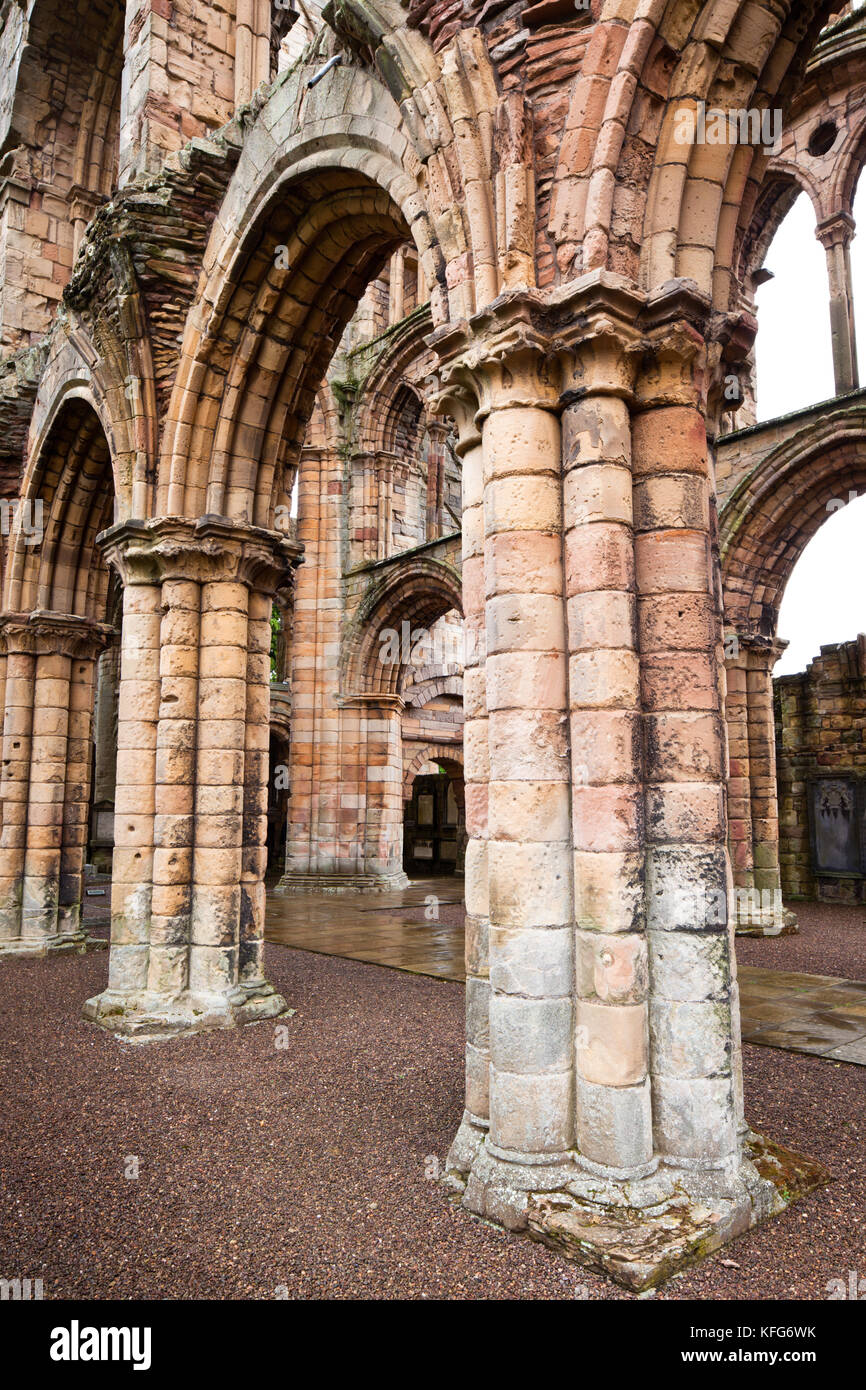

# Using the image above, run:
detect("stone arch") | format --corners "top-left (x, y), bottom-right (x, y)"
top-left (829, 78), bottom-right (866, 217)
top-left (403, 673), bottom-right (463, 708)
top-left (157, 24), bottom-right (528, 525)
top-left (354, 310), bottom-right (437, 457)
top-left (736, 169), bottom-right (822, 283)
top-left (22, 315), bottom-right (149, 528)
top-left (381, 382), bottom-right (425, 457)
top-left (647, 1), bottom-right (831, 306)
top-left (403, 744), bottom-right (464, 800)
top-left (4, 393), bottom-right (116, 621)
top-left (345, 558), bottom-right (463, 696)
top-left (161, 159), bottom-right (418, 525)
top-left (721, 404), bottom-right (866, 635)
top-left (2, 0), bottom-right (124, 182)
top-left (718, 399), bottom-right (866, 929)
top-left (0, 393), bottom-right (116, 956)
top-left (551, 1), bottom-right (837, 304)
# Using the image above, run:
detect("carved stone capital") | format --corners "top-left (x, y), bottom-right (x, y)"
top-left (0, 610), bottom-right (114, 660)
top-left (428, 291), bottom-right (562, 429)
top-left (816, 211), bottom-right (856, 252)
top-left (634, 281), bottom-right (712, 411)
top-left (68, 184), bottom-right (107, 227)
top-left (743, 632), bottom-right (788, 669)
top-left (552, 272), bottom-right (647, 401)
top-left (724, 629), bottom-right (788, 671)
top-left (98, 516), bottom-right (304, 597)
top-left (339, 692), bottom-right (406, 714)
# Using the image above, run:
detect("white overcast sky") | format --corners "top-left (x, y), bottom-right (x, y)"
top-left (754, 171), bottom-right (866, 676)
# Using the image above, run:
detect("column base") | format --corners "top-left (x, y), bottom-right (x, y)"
top-left (445, 1130), bottom-right (829, 1292)
top-left (0, 931), bottom-right (87, 958)
top-left (274, 870), bottom-right (411, 894)
top-left (443, 1109), bottom-right (488, 1192)
top-left (735, 907), bottom-right (799, 938)
top-left (82, 980), bottom-right (290, 1041)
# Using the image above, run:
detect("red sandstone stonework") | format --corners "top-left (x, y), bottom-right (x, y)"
top-left (0, 0), bottom-right (852, 1288)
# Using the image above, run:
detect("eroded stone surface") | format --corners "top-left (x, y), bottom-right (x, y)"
top-left (0, 0), bottom-right (859, 1288)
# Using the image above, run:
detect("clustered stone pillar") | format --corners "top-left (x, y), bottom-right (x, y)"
top-left (240, 587), bottom-right (277, 988)
top-left (724, 633), bottom-right (792, 935)
top-left (83, 517), bottom-right (301, 1038)
top-left (91, 637), bottom-right (121, 868)
top-left (435, 284), bottom-right (820, 1290)
top-left (282, 443), bottom-right (361, 887)
top-left (280, 432), bottom-right (414, 891)
top-left (0, 612), bottom-right (111, 954)
top-left (480, 332), bottom-right (574, 1188)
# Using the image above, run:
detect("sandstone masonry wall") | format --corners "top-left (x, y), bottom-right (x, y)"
top-left (776, 634), bottom-right (866, 902)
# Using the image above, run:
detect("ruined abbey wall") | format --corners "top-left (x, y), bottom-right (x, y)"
top-left (776, 634), bottom-right (866, 902)
top-left (0, 0), bottom-right (862, 1289)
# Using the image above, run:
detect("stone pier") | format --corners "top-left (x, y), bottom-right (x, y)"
top-left (433, 282), bottom-right (825, 1291)
top-left (82, 517), bottom-right (302, 1038)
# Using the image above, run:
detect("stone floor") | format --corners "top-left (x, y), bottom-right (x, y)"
top-left (739, 967), bottom-right (866, 1063)
top-left (265, 879), bottom-right (866, 1065)
top-left (266, 877), bottom-right (466, 981)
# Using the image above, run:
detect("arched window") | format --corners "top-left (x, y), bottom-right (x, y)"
top-left (754, 193), bottom-right (835, 421)
top-left (775, 491), bottom-right (866, 675)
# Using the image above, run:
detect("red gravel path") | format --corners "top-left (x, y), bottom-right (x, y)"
top-left (737, 902), bottom-right (866, 980)
top-left (0, 943), bottom-right (863, 1300)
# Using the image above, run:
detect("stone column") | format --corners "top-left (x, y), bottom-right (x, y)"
top-left (99, 572), bottom-right (161, 1001)
top-left (281, 443), bottom-right (350, 886)
top-left (0, 612), bottom-right (111, 954)
top-left (438, 301), bottom-right (575, 1216)
top-left (389, 246), bottom-right (407, 326)
top-left (561, 298), bottom-right (653, 1175)
top-left (91, 637), bottom-right (120, 871)
top-left (339, 694), bottom-right (409, 887)
top-left (438, 399), bottom-right (489, 1177)
top-left (93, 640), bottom-right (120, 806)
top-left (83, 517), bottom-right (301, 1038)
top-left (240, 587), bottom-right (278, 989)
top-left (235, 0), bottom-right (272, 109)
top-left (425, 421), bottom-right (451, 541)
top-left (816, 213), bottom-right (859, 397)
top-left (633, 304), bottom-right (740, 1174)
top-left (724, 639), bottom-right (755, 894)
top-left (746, 636), bottom-right (792, 933)
top-left (0, 626), bottom-right (35, 944)
top-left (724, 634), bottom-right (794, 934)
top-left (58, 639), bottom-right (104, 937)
top-left (432, 284), bottom-right (821, 1290)
top-left (280, 438), bottom-right (411, 892)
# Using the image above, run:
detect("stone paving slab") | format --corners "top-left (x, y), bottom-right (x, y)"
top-left (738, 965), bottom-right (866, 1063)
top-left (266, 890), bottom-right (866, 1064)
top-left (266, 877), bottom-right (466, 981)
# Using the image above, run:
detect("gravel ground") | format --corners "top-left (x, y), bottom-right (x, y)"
top-left (400, 897), bottom-right (866, 984)
top-left (737, 902), bottom-right (866, 980)
top-left (1, 942), bottom-right (864, 1301)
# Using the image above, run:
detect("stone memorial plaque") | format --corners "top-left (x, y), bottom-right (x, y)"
top-left (811, 779), bottom-right (860, 874)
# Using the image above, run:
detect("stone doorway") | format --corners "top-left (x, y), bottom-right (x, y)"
top-left (403, 766), bottom-right (464, 877)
